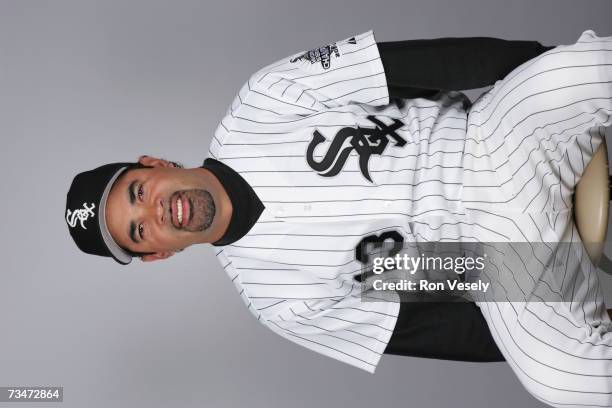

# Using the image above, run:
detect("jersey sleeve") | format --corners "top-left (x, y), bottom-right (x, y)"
top-left (262, 294), bottom-right (399, 374)
top-left (247, 31), bottom-right (389, 114)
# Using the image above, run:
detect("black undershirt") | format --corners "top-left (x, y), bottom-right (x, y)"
top-left (207, 37), bottom-right (553, 362)
top-left (378, 37), bottom-right (554, 99)
top-left (200, 158), bottom-right (264, 246)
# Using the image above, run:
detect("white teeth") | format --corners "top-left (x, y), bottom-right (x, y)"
top-left (177, 197), bottom-right (183, 225)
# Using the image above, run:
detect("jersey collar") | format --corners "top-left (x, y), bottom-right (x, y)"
top-left (200, 158), bottom-right (264, 246)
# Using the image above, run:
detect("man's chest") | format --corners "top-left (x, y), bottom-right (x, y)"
top-left (213, 97), bottom-right (470, 217)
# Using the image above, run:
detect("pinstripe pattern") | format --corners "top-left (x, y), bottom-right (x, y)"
top-left (209, 29), bottom-right (612, 406)
top-left (459, 30), bottom-right (612, 407)
top-left (209, 30), bottom-right (470, 372)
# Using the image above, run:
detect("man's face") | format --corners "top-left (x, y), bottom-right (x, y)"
top-left (105, 158), bottom-right (216, 260)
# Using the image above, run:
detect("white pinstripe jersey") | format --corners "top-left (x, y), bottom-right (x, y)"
top-left (208, 31), bottom-right (471, 372)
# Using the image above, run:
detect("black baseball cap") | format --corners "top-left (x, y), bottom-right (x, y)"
top-left (65, 162), bottom-right (137, 265)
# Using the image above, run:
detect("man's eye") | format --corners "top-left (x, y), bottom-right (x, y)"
top-left (138, 224), bottom-right (145, 239)
top-left (138, 185), bottom-right (144, 201)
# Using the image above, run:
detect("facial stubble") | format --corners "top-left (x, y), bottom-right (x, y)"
top-left (180, 189), bottom-right (216, 232)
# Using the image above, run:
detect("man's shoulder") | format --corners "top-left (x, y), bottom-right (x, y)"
top-left (208, 73), bottom-right (280, 156)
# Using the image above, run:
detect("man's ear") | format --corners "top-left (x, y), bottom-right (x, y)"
top-left (139, 252), bottom-right (175, 262)
top-left (138, 155), bottom-right (174, 168)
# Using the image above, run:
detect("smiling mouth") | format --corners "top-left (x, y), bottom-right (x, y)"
top-left (168, 189), bottom-right (215, 232)
top-left (170, 192), bottom-right (193, 229)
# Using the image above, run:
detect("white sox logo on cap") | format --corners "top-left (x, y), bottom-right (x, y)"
top-left (66, 161), bottom-right (133, 264)
top-left (66, 203), bottom-right (96, 229)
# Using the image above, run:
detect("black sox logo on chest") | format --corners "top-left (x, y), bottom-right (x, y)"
top-left (306, 116), bottom-right (406, 183)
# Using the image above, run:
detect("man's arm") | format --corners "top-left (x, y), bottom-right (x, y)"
top-left (384, 301), bottom-right (505, 362)
top-left (248, 32), bottom-right (553, 113)
top-left (378, 37), bottom-right (554, 99)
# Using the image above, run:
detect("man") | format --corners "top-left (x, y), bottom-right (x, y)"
top-left (66, 30), bottom-right (612, 407)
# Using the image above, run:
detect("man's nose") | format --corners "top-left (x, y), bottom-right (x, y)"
top-left (140, 200), bottom-right (164, 225)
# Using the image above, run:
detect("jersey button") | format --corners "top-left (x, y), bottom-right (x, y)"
top-left (303, 204), bottom-right (312, 212)
top-left (384, 201), bottom-right (392, 208)
top-left (275, 206), bottom-right (285, 216)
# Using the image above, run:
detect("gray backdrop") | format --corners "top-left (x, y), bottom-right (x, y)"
top-left (1, 1), bottom-right (611, 407)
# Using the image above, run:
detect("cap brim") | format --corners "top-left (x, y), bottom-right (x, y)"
top-left (99, 167), bottom-right (133, 265)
